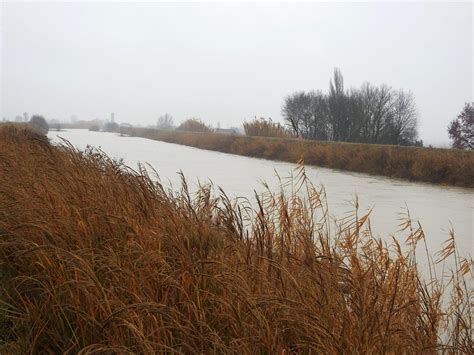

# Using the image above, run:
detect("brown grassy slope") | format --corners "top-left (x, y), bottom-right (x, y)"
top-left (0, 124), bottom-right (472, 353)
top-left (125, 128), bottom-right (474, 188)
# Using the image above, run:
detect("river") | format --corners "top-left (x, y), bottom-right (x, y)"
top-left (48, 129), bottom-right (473, 260)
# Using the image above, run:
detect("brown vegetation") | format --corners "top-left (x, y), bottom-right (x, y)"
top-left (124, 128), bottom-right (474, 188)
top-left (0, 124), bottom-right (472, 353)
top-left (177, 118), bottom-right (213, 132)
top-left (29, 115), bottom-right (49, 135)
top-left (244, 117), bottom-right (294, 138)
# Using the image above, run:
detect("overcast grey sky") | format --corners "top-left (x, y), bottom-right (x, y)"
top-left (1, 1), bottom-right (472, 145)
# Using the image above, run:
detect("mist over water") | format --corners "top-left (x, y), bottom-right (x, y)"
top-left (48, 129), bottom-right (473, 259)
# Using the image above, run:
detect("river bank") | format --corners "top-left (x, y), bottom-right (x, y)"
top-left (1, 124), bottom-right (472, 353)
top-left (124, 127), bottom-right (474, 188)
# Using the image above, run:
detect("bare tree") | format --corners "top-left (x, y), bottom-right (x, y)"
top-left (281, 68), bottom-right (419, 146)
top-left (448, 103), bottom-right (473, 149)
top-left (157, 114), bottom-right (174, 130)
top-left (353, 83), bottom-right (395, 143)
top-left (282, 92), bottom-right (307, 137)
top-left (385, 90), bottom-right (418, 145)
top-left (305, 91), bottom-right (329, 140)
top-left (371, 85), bottom-right (394, 143)
top-left (328, 68), bottom-right (349, 141)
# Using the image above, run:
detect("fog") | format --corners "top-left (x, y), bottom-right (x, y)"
top-left (1, 1), bottom-right (472, 145)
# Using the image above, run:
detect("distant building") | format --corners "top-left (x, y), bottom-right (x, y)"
top-left (215, 128), bottom-right (240, 135)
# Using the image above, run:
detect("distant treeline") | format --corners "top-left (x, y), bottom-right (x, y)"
top-left (283, 69), bottom-right (421, 146)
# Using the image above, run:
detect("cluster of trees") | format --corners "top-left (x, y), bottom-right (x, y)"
top-left (448, 103), bottom-right (473, 150)
top-left (156, 115), bottom-right (218, 133)
top-left (282, 69), bottom-right (421, 146)
top-left (88, 121), bottom-right (131, 134)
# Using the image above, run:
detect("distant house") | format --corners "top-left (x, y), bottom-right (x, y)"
top-left (215, 128), bottom-right (241, 135)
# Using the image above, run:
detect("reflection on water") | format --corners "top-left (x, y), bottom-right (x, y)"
top-left (48, 129), bottom-right (473, 259)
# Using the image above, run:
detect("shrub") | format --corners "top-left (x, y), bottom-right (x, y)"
top-left (29, 114), bottom-right (49, 134)
top-left (244, 117), bottom-right (294, 138)
top-left (177, 118), bottom-right (213, 132)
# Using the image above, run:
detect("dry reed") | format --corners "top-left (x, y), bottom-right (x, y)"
top-left (243, 118), bottom-right (294, 138)
top-left (0, 124), bottom-right (472, 353)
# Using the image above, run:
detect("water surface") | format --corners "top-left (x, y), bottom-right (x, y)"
top-left (48, 129), bottom-right (473, 258)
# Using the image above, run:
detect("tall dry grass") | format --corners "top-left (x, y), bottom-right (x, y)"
top-left (125, 128), bottom-right (474, 188)
top-left (243, 117), bottom-right (294, 138)
top-left (0, 124), bottom-right (472, 353)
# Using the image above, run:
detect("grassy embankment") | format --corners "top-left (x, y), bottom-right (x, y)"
top-left (124, 128), bottom-right (474, 188)
top-left (0, 124), bottom-right (472, 353)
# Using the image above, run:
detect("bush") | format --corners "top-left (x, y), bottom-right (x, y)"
top-left (177, 118), bottom-right (213, 132)
top-left (88, 125), bottom-right (100, 132)
top-left (244, 117), bottom-right (294, 138)
top-left (29, 114), bottom-right (49, 134)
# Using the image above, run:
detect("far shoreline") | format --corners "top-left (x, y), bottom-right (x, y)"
top-left (118, 127), bottom-right (474, 189)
